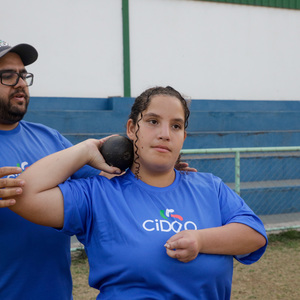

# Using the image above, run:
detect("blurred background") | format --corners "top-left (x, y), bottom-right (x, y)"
top-left (2, 0), bottom-right (300, 231)
top-left (2, 0), bottom-right (300, 100)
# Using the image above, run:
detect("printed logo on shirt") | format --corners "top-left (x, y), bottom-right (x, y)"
top-left (142, 208), bottom-right (197, 233)
top-left (7, 161), bottom-right (29, 178)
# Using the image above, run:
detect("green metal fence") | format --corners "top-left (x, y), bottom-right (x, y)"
top-left (181, 146), bottom-right (300, 232)
top-left (200, 0), bottom-right (300, 10)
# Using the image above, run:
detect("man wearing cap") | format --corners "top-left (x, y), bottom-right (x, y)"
top-left (0, 40), bottom-right (100, 299)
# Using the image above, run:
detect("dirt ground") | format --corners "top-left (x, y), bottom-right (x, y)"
top-left (71, 230), bottom-right (300, 300)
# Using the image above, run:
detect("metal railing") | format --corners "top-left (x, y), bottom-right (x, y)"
top-left (181, 146), bottom-right (300, 232)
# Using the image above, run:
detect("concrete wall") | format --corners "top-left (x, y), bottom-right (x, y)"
top-left (25, 96), bottom-right (300, 148)
top-left (24, 96), bottom-right (300, 215)
top-left (2, 0), bottom-right (300, 100)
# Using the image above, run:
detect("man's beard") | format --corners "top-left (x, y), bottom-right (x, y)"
top-left (0, 91), bottom-right (29, 124)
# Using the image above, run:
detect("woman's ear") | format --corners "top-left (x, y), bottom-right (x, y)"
top-left (126, 119), bottom-right (135, 140)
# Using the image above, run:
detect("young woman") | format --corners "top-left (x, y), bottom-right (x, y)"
top-left (10, 86), bottom-right (267, 299)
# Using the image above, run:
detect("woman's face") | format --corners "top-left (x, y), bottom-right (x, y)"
top-left (127, 94), bottom-right (187, 174)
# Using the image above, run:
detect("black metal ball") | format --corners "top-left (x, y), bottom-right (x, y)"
top-left (100, 136), bottom-right (134, 172)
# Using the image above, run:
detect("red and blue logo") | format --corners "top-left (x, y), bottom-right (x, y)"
top-left (142, 208), bottom-right (197, 233)
top-left (160, 208), bottom-right (183, 221)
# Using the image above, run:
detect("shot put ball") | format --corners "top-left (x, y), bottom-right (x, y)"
top-left (100, 136), bottom-right (134, 172)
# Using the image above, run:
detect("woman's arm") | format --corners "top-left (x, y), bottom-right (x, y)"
top-left (165, 223), bottom-right (267, 263)
top-left (7, 138), bottom-right (121, 228)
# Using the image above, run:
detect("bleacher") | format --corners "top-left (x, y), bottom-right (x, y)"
top-left (25, 97), bottom-right (300, 219)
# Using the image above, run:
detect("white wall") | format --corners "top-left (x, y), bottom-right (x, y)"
top-left (2, 0), bottom-right (123, 98)
top-left (2, 0), bottom-right (300, 100)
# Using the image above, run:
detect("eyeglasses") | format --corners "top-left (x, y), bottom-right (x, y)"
top-left (0, 71), bottom-right (34, 87)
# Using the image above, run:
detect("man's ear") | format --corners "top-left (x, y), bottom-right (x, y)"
top-left (126, 119), bottom-right (135, 140)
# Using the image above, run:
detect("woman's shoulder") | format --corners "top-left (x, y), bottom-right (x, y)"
top-left (178, 171), bottom-right (224, 190)
top-left (179, 170), bottom-right (221, 182)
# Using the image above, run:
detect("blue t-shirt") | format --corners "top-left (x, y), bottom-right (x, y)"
top-left (59, 169), bottom-right (267, 300)
top-left (0, 121), bottom-right (99, 300)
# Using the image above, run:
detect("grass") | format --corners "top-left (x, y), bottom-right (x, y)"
top-left (232, 230), bottom-right (300, 300)
top-left (71, 230), bottom-right (300, 300)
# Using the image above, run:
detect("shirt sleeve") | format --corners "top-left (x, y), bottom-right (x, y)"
top-left (58, 178), bottom-right (94, 242)
top-left (217, 177), bottom-right (268, 265)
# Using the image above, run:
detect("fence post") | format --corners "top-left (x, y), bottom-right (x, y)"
top-left (235, 151), bottom-right (240, 195)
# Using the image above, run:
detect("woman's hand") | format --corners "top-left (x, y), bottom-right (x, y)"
top-left (85, 136), bottom-right (122, 175)
top-left (165, 224), bottom-right (267, 263)
top-left (164, 230), bottom-right (201, 263)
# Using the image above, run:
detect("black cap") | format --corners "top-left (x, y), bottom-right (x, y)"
top-left (0, 40), bottom-right (38, 66)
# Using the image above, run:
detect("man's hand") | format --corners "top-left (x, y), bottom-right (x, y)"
top-left (0, 167), bottom-right (24, 207)
top-left (175, 162), bottom-right (197, 173)
top-left (164, 230), bottom-right (201, 263)
top-left (99, 170), bottom-right (125, 179)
